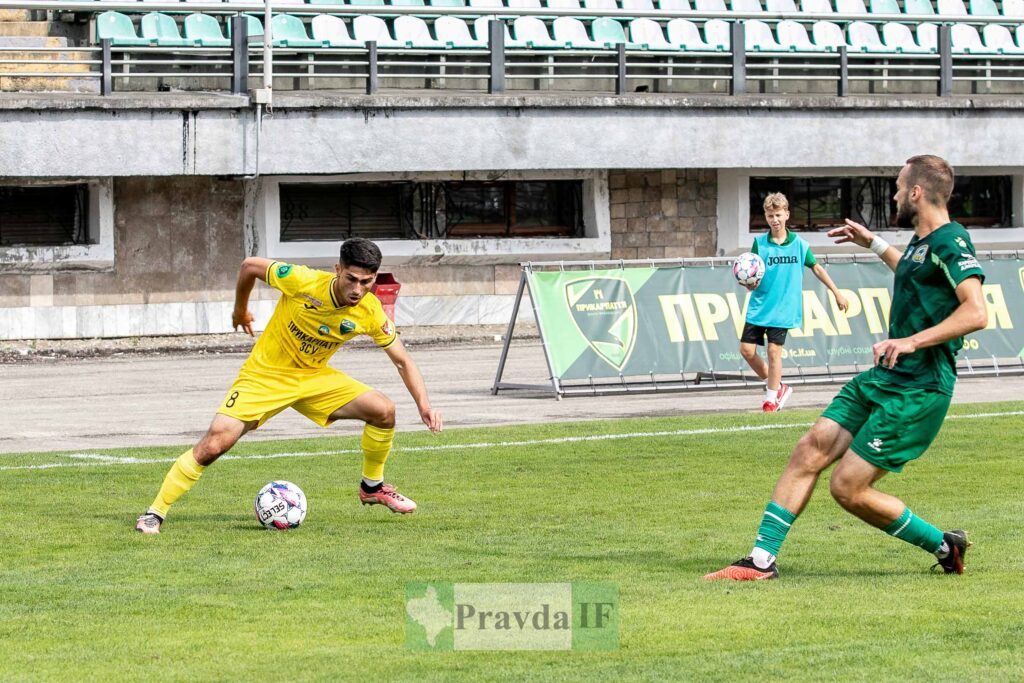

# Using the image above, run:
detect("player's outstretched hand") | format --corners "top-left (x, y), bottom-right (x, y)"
top-left (421, 407), bottom-right (443, 433)
top-left (233, 309), bottom-right (255, 337)
top-left (835, 292), bottom-right (850, 312)
top-left (873, 337), bottom-right (916, 369)
top-left (827, 219), bottom-right (874, 249)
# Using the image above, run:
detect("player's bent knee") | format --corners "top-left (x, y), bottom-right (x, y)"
top-left (828, 473), bottom-right (861, 511)
top-left (366, 395), bottom-right (396, 429)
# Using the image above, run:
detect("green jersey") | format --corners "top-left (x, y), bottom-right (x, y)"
top-left (873, 222), bottom-right (985, 395)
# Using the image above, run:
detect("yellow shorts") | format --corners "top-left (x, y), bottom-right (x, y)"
top-left (218, 365), bottom-right (372, 429)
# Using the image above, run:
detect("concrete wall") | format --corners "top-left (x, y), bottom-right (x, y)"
top-left (4, 94), bottom-right (1024, 177)
top-left (0, 168), bottom-right (718, 339)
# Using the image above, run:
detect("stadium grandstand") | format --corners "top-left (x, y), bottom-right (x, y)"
top-left (0, 0), bottom-right (1021, 339)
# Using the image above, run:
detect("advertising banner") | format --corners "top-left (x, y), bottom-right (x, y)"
top-left (527, 259), bottom-right (1024, 382)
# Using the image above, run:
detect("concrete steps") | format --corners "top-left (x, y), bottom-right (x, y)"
top-left (0, 35), bottom-right (98, 93)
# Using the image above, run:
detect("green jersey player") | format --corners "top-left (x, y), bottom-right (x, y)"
top-left (705, 154), bottom-right (988, 580)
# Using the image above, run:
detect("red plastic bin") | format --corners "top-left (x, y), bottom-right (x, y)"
top-left (371, 273), bottom-right (401, 322)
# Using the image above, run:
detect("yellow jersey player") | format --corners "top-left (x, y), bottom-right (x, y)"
top-left (135, 238), bottom-right (442, 534)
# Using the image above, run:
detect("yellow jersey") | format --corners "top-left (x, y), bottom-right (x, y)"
top-left (243, 261), bottom-right (397, 372)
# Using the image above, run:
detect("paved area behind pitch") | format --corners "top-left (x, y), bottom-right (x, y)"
top-left (1, 339), bottom-right (1021, 454)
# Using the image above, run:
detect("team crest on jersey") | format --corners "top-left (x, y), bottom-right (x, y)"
top-left (911, 245), bottom-right (929, 264)
top-left (955, 236), bottom-right (968, 249)
top-left (381, 320), bottom-right (394, 337)
top-left (340, 319), bottom-right (356, 334)
top-left (564, 276), bottom-right (637, 371)
top-left (276, 264), bottom-right (293, 278)
top-left (318, 325), bottom-right (330, 336)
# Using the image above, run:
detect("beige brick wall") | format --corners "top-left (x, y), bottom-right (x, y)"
top-left (609, 169), bottom-right (718, 260)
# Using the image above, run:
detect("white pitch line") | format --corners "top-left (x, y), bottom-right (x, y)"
top-left (1, 409), bottom-right (1021, 473)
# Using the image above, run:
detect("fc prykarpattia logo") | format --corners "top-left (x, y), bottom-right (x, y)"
top-left (564, 277), bottom-right (637, 371)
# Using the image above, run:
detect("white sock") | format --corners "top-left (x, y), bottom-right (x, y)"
top-left (750, 547), bottom-right (776, 569)
top-left (935, 540), bottom-right (950, 558)
top-left (765, 386), bottom-right (779, 402)
top-left (362, 477), bottom-right (383, 488)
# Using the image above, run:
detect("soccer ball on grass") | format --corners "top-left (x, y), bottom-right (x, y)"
top-left (255, 480), bottom-right (308, 529)
top-left (732, 252), bottom-right (766, 288)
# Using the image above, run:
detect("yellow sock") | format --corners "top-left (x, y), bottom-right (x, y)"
top-left (361, 424), bottom-right (395, 482)
top-left (148, 449), bottom-right (206, 519)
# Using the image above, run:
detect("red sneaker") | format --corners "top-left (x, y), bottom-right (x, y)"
top-left (775, 383), bottom-right (793, 411)
top-left (359, 483), bottom-right (417, 514)
top-left (762, 399), bottom-right (779, 413)
top-left (703, 557), bottom-right (779, 581)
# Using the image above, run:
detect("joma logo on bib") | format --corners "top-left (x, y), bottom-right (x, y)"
top-left (766, 255), bottom-right (799, 266)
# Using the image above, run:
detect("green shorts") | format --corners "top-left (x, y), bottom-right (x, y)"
top-left (821, 371), bottom-right (951, 472)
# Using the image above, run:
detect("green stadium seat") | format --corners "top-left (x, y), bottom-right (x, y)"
top-left (1004, 0), bottom-right (1024, 17)
top-left (967, 0), bottom-right (998, 15)
top-left (902, 0), bottom-right (935, 14)
top-left (510, 16), bottom-right (565, 47)
top-left (226, 15), bottom-right (265, 41)
top-left (766, 0), bottom-right (797, 11)
top-left (629, 18), bottom-right (677, 49)
top-left (271, 14), bottom-right (326, 47)
top-left (552, 16), bottom-right (605, 47)
top-left (623, 0), bottom-right (656, 10)
top-left (96, 11), bottom-right (152, 46)
top-left (184, 13), bottom-right (230, 46)
top-left (666, 18), bottom-right (715, 49)
top-left (703, 18), bottom-right (731, 48)
top-left (916, 21), bottom-right (937, 49)
top-left (776, 19), bottom-right (819, 50)
top-left (937, 0), bottom-right (967, 15)
top-left (311, 15), bottom-right (364, 46)
top-left (848, 20), bottom-right (889, 51)
top-left (881, 21), bottom-right (933, 51)
top-left (982, 24), bottom-right (1024, 52)
top-left (591, 17), bottom-right (645, 48)
top-left (835, 0), bottom-right (867, 12)
top-left (695, 0), bottom-right (726, 11)
top-left (811, 19), bottom-right (845, 48)
top-left (951, 22), bottom-right (997, 52)
top-left (473, 16), bottom-right (513, 44)
top-left (800, 0), bottom-right (834, 12)
top-left (435, 15), bottom-right (487, 46)
top-left (731, 0), bottom-right (765, 12)
top-left (355, 14), bottom-right (409, 46)
top-left (869, 0), bottom-right (901, 14)
top-left (745, 19), bottom-right (782, 49)
top-left (395, 15), bottom-right (447, 47)
top-left (140, 13), bottom-right (192, 47)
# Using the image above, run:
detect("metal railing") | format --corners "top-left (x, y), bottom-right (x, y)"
top-left (2, 1), bottom-right (1024, 97)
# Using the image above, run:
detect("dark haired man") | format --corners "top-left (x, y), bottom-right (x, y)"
top-left (705, 155), bottom-right (988, 580)
top-left (136, 238), bottom-right (442, 534)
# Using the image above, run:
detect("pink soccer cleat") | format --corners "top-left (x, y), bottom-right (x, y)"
top-left (359, 483), bottom-right (417, 514)
top-left (135, 512), bottom-right (163, 535)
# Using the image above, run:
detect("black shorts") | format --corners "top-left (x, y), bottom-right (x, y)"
top-left (740, 323), bottom-right (788, 346)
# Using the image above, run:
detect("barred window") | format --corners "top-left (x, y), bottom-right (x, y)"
top-left (279, 180), bottom-right (584, 242)
top-left (0, 184), bottom-right (90, 247)
top-left (749, 176), bottom-right (1011, 232)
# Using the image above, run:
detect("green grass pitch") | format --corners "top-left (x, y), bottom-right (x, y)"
top-left (2, 402), bottom-right (1023, 681)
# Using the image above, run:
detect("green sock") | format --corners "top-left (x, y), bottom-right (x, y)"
top-left (883, 507), bottom-right (944, 553)
top-left (753, 501), bottom-right (798, 557)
